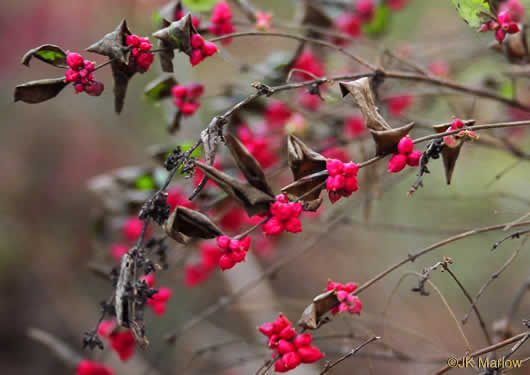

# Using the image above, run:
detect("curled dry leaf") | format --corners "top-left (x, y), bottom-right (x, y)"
top-left (115, 253), bottom-right (134, 328)
top-left (86, 19), bottom-right (131, 64)
top-left (14, 77), bottom-right (68, 104)
top-left (111, 61), bottom-right (135, 114)
top-left (298, 289), bottom-right (339, 330)
top-left (21, 44), bottom-right (68, 68)
top-left (163, 206), bottom-right (223, 243)
top-left (157, 19), bottom-right (176, 73)
top-left (433, 123), bottom-right (479, 185)
top-left (282, 135), bottom-right (327, 207)
top-left (340, 78), bottom-right (416, 155)
top-left (224, 133), bottom-right (274, 196)
top-left (153, 14), bottom-right (196, 58)
top-left (158, 0), bottom-right (182, 23)
top-left (194, 160), bottom-right (275, 216)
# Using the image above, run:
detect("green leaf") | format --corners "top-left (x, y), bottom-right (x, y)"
top-left (177, 143), bottom-right (202, 174)
top-left (21, 45), bottom-right (68, 68)
top-left (181, 0), bottom-right (219, 12)
top-left (152, 10), bottom-right (162, 27)
top-left (135, 175), bottom-right (156, 190)
top-left (451, 0), bottom-right (493, 28)
top-left (362, 5), bottom-right (390, 35)
top-left (144, 75), bottom-right (178, 101)
top-left (499, 80), bottom-right (514, 99)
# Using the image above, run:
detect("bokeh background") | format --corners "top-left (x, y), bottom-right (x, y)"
top-left (1, 0), bottom-right (530, 374)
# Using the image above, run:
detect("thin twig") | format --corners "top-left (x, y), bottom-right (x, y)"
top-left (319, 336), bottom-right (381, 374)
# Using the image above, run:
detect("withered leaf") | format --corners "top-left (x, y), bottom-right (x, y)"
top-left (86, 19), bottom-right (131, 64)
top-left (341, 77), bottom-right (417, 155)
top-left (433, 123), bottom-right (474, 185)
top-left (111, 61), bottom-right (135, 114)
top-left (281, 170), bottom-right (327, 209)
top-left (287, 135), bottom-right (327, 180)
top-left (201, 116), bottom-right (225, 166)
top-left (153, 14), bottom-right (195, 58)
top-left (14, 77), bottom-right (68, 104)
top-left (298, 289), bottom-right (339, 330)
top-left (302, 1), bottom-right (333, 29)
top-left (340, 78), bottom-right (390, 131)
top-left (116, 253), bottom-right (134, 328)
top-left (21, 44), bottom-right (68, 68)
top-left (224, 133), bottom-right (274, 196)
top-left (163, 206), bottom-right (223, 242)
top-left (369, 122), bottom-right (415, 156)
top-left (195, 160), bottom-right (275, 216)
top-left (157, 19), bottom-right (176, 72)
top-left (144, 74), bottom-right (178, 101)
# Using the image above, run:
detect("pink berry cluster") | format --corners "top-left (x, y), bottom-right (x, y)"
top-left (326, 159), bottom-right (359, 204)
top-left (387, 136), bottom-right (422, 173)
top-left (185, 241), bottom-right (221, 287)
top-left (125, 35), bottom-right (154, 73)
top-left (344, 115), bottom-right (367, 138)
top-left (109, 217), bottom-right (152, 261)
top-left (443, 118), bottom-right (478, 147)
top-left (480, 11), bottom-right (520, 43)
top-left (262, 195), bottom-right (303, 236)
top-left (258, 314), bottom-right (323, 372)
top-left (500, 0), bottom-right (525, 22)
top-left (237, 126), bottom-right (279, 169)
top-left (98, 320), bottom-right (135, 362)
top-left (76, 360), bottom-right (114, 375)
top-left (334, 0), bottom-right (410, 43)
top-left (189, 33), bottom-right (218, 66)
top-left (209, 2), bottom-right (235, 44)
top-left (216, 235), bottom-right (251, 270)
top-left (265, 101), bottom-right (292, 129)
top-left (64, 53), bottom-right (104, 96)
top-left (292, 49), bottom-right (326, 80)
top-left (142, 273), bottom-right (172, 316)
top-left (326, 280), bottom-right (363, 315)
top-left (166, 186), bottom-right (196, 212)
top-left (171, 82), bottom-right (204, 116)
top-left (387, 94), bottom-right (414, 117)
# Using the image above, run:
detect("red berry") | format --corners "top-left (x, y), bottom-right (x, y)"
top-left (397, 136), bottom-right (414, 155)
top-left (388, 154), bottom-right (407, 173)
top-left (201, 42), bottom-right (218, 57)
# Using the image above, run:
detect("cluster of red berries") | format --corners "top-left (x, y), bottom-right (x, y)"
top-left (189, 33), bottom-right (218, 66)
top-left (334, 0), bottom-right (410, 43)
top-left (326, 281), bottom-right (363, 315)
top-left (258, 314), bottom-right (323, 372)
top-left (387, 136), bottom-right (422, 173)
top-left (166, 186), bottom-right (196, 212)
top-left (209, 2), bottom-right (235, 44)
top-left (185, 241), bottom-right (221, 287)
top-left (76, 360), bottom-right (114, 375)
top-left (216, 235), bottom-right (251, 270)
top-left (125, 35), bottom-right (154, 73)
top-left (262, 195), bottom-right (303, 236)
top-left (171, 82), bottom-right (204, 116)
top-left (292, 49), bottom-right (326, 80)
top-left (500, 0), bottom-right (525, 22)
top-left (480, 11), bottom-right (520, 43)
top-left (443, 118), bottom-right (478, 147)
top-left (237, 126), bottom-right (279, 169)
top-left (64, 53), bottom-right (104, 96)
top-left (326, 159), bottom-right (359, 204)
top-left (142, 273), bottom-right (172, 316)
top-left (174, 8), bottom-right (200, 29)
top-left (387, 94), bottom-right (414, 117)
top-left (97, 320), bottom-right (135, 362)
top-left (265, 101), bottom-right (292, 129)
top-left (344, 115), bottom-right (367, 138)
top-left (109, 216), bottom-right (152, 261)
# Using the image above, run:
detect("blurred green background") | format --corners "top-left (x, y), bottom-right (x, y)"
top-left (1, 0), bottom-right (530, 374)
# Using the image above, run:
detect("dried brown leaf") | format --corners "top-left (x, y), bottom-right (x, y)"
top-left (86, 19), bottom-right (131, 64)
top-left (195, 160), bottom-right (275, 216)
top-left (14, 77), bottom-right (68, 104)
top-left (225, 133), bottom-right (274, 196)
top-left (152, 14), bottom-right (195, 58)
top-left (163, 206), bottom-right (223, 242)
top-left (298, 289), bottom-right (338, 329)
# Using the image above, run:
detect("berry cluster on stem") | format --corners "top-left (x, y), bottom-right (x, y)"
top-left (65, 53), bottom-right (104, 96)
top-left (387, 135), bottom-right (422, 173)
